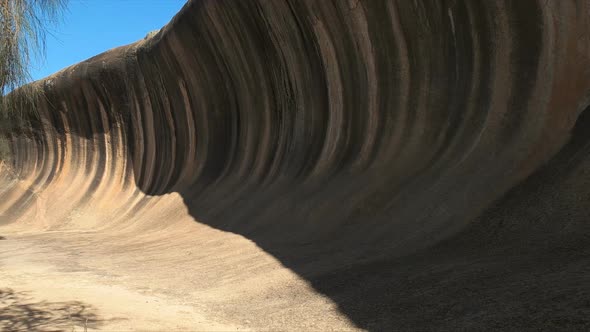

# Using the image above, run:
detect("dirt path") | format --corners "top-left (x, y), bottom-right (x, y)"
top-left (0, 234), bottom-right (246, 331)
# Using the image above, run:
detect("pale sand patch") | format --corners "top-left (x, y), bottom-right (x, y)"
top-left (0, 236), bottom-right (246, 331)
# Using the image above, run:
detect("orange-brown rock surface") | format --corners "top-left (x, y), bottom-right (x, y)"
top-left (2, 0), bottom-right (590, 330)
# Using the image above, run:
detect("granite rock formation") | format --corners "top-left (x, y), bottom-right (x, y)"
top-left (2, 0), bottom-right (590, 329)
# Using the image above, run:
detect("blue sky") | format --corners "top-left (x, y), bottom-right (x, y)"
top-left (30, 0), bottom-right (187, 82)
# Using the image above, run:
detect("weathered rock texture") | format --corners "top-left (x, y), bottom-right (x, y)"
top-left (2, 0), bottom-right (590, 329)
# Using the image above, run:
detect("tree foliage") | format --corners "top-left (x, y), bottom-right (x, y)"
top-left (0, 0), bottom-right (66, 163)
top-left (0, 0), bottom-right (67, 94)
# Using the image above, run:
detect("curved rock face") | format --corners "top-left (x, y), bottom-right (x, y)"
top-left (2, 0), bottom-right (590, 329)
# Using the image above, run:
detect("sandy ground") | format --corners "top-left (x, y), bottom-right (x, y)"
top-left (0, 234), bottom-right (245, 331)
top-left (0, 216), bottom-right (358, 332)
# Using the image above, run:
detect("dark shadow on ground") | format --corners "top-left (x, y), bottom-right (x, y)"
top-left (170, 106), bottom-right (590, 330)
top-left (0, 288), bottom-right (103, 332)
top-left (293, 243), bottom-right (590, 330)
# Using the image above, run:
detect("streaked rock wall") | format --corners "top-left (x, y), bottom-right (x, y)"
top-left (2, 0), bottom-right (590, 262)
